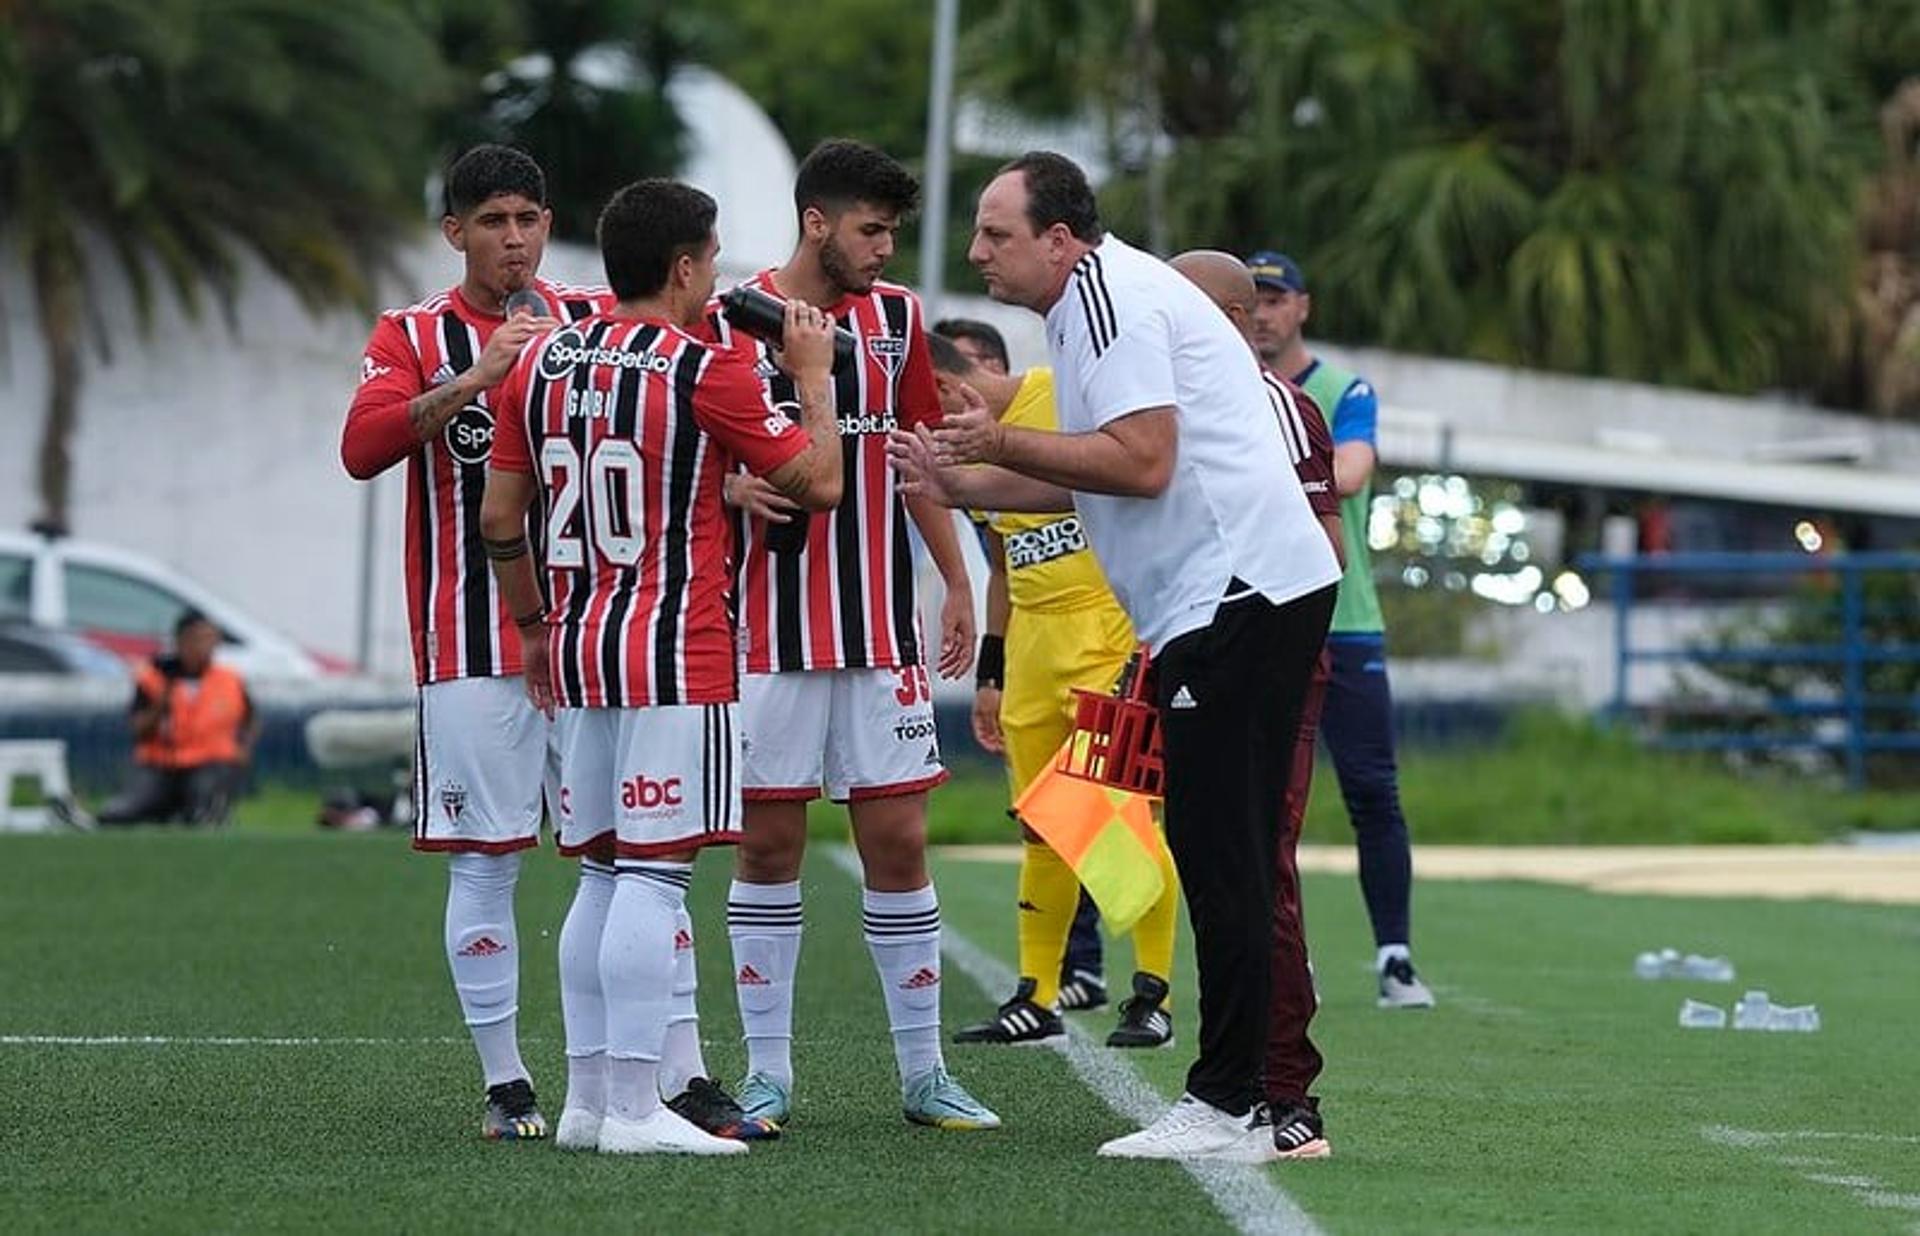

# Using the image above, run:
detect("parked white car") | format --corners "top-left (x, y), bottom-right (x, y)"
top-left (0, 530), bottom-right (346, 681)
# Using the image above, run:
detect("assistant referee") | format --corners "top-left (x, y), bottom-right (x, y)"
top-left (890, 151), bottom-right (1340, 1163)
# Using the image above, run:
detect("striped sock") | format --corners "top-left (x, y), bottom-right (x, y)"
top-left (863, 884), bottom-right (944, 1086)
top-left (728, 879), bottom-right (802, 1090)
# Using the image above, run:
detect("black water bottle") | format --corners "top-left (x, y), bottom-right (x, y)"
top-left (719, 285), bottom-right (859, 372)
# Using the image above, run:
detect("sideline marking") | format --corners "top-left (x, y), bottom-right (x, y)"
top-left (831, 847), bottom-right (1323, 1236)
top-left (1703, 1125), bottom-right (1920, 1224)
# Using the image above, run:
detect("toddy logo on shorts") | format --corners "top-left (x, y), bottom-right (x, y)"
top-left (621, 773), bottom-right (684, 811)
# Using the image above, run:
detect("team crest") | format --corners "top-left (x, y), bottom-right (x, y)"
top-left (439, 780), bottom-right (469, 822)
top-left (867, 333), bottom-right (907, 379)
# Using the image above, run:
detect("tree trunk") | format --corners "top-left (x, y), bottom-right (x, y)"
top-left (31, 238), bottom-right (82, 537)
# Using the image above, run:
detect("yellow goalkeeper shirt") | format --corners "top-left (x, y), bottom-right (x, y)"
top-left (973, 369), bottom-right (1132, 620)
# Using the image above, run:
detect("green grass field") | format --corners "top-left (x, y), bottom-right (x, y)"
top-left (4, 829), bottom-right (1917, 1233)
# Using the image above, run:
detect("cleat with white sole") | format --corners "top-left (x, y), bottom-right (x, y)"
top-left (1378, 957), bottom-right (1436, 1009)
top-left (597, 1107), bottom-right (748, 1156)
top-left (554, 1106), bottom-right (603, 1150)
top-left (903, 1068), bottom-right (1001, 1130)
top-left (1098, 1094), bottom-right (1273, 1162)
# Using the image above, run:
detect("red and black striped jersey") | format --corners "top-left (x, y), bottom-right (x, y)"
top-left (700, 271), bottom-right (941, 674)
top-left (343, 279), bottom-right (612, 685)
top-left (490, 314), bottom-right (809, 709)
top-left (1263, 370), bottom-right (1339, 519)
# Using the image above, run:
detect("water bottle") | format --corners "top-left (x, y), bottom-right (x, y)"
top-left (1732, 990), bottom-right (1772, 1030)
top-left (1677, 999), bottom-right (1727, 1030)
top-left (1634, 948), bottom-right (1680, 980)
top-left (1764, 1004), bottom-right (1821, 1033)
top-left (1680, 954), bottom-right (1735, 983)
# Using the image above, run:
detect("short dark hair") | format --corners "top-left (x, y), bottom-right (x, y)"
top-left (598, 179), bottom-right (717, 300)
top-left (932, 318), bottom-right (1009, 369)
top-left (175, 608), bottom-right (215, 637)
top-left (926, 332), bottom-right (977, 377)
top-left (999, 151), bottom-right (1102, 243)
top-left (442, 144), bottom-right (546, 218)
top-left (794, 139), bottom-right (920, 223)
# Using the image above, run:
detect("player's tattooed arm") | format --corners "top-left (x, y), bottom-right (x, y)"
top-left (762, 299), bottom-right (844, 509)
top-left (406, 375), bottom-right (479, 443)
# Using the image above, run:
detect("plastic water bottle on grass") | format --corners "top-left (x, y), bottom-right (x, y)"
top-left (1678, 999), bottom-right (1727, 1029)
top-left (1732, 990), bottom-right (1820, 1032)
top-left (1680, 954), bottom-right (1735, 982)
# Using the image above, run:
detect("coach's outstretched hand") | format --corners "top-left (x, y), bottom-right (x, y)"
top-left (886, 425), bottom-right (961, 508)
top-left (928, 381), bottom-right (1004, 467)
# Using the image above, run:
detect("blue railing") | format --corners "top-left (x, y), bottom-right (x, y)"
top-left (1576, 552), bottom-right (1920, 788)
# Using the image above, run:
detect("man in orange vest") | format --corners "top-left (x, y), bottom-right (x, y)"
top-left (99, 609), bottom-right (258, 826)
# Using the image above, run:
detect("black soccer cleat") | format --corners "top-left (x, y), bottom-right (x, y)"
top-left (952, 978), bottom-right (1065, 1046)
top-left (1054, 969), bottom-right (1109, 1012)
top-left (481, 1078), bottom-right (548, 1141)
top-left (1264, 1098), bottom-right (1331, 1159)
top-left (1106, 971), bottom-right (1174, 1048)
top-left (667, 1076), bottom-right (781, 1141)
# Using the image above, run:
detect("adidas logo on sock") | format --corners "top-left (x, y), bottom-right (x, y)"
top-left (1169, 684), bottom-right (1198, 710)
top-left (898, 966), bottom-right (940, 991)
top-left (673, 929), bottom-right (693, 951)
top-left (736, 964), bottom-right (771, 986)
top-left (457, 936), bottom-right (507, 958)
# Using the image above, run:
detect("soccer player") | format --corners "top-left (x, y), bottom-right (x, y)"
top-left (705, 139), bottom-right (998, 1132)
top-left (925, 333), bottom-right (1181, 1050)
top-left (342, 145), bottom-right (608, 1141)
top-left (1246, 249), bottom-right (1436, 1009)
top-left (1173, 249), bottom-right (1342, 1157)
top-left (481, 178), bottom-right (845, 1155)
top-left (891, 152), bottom-right (1340, 1161)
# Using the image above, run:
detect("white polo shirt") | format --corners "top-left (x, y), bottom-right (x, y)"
top-left (1044, 234), bottom-right (1342, 652)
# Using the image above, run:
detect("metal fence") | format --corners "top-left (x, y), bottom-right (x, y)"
top-left (1577, 552), bottom-right (1920, 788)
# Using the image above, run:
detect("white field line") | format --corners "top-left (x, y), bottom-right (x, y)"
top-left (1702, 1125), bottom-right (1920, 1226)
top-left (830, 847), bottom-right (1323, 1236)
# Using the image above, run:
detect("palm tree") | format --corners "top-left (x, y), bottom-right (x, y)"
top-left (970, 0), bottom-right (1911, 405)
top-left (0, 0), bottom-right (446, 533)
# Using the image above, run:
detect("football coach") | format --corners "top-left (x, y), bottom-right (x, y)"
top-left (889, 151), bottom-right (1340, 1162)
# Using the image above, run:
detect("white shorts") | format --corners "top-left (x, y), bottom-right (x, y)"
top-left (414, 677), bottom-right (554, 854)
top-left (740, 667), bottom-right (947, 803)
top-left (553, 704), bottom-right (743, 859)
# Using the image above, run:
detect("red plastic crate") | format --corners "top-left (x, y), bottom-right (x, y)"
top-left (1057, 645), bottom-right (1165, 798)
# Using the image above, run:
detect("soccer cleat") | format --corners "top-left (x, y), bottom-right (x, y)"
top-left (1055, 969), bottom-right (1109, 1012)
top-left (481, 1079), bottom-right (549, 1141)
top-left (734, 1071), bottom-right (792, 1128)
top-left (597, 1107), bottom-right (748, 1156)
top-left (667, 1076), bottom-right (781, 1141)
top-left (1105, 972), bottom-right (1174, 1049)
top-left (554, 1106), bottom-right (603, 1150)
top-left (1097, 1093), bottom-right (1272, 1162)
top-left (1378, 956), bottom-right (1437, 1009)
top-left (1263, 1100), bottom-right (1332, 1160)
top-left (902, 1068), bottom-right (1002, 1130)
top-left (953, 978), bottom-right (1065, 1046)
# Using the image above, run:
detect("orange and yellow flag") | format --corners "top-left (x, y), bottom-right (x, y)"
top-left (1014, 744), bottom-right (1166, 933)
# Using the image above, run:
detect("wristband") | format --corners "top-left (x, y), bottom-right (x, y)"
top-left (975, 634), bottom-right (1005, 689)
top-left (482, 535), bottom-right (530, 562)
top-left (512, 607), bottom-right (546, 630)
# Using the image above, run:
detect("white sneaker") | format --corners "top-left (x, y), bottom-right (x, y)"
top-left (1097, 1094), bottom-right (1273, 1162)
top-left (597, 1107), bottom-right (748, 1156)
top-left (554, 1106), bottom-right (603, 1150)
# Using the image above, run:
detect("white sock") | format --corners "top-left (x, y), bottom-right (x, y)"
top-left (728, 879), bottom-right (802, 1089)
top-left (862, 884), bottom-right (944, 1087)
top-left (1378, 943), bottom-right (1411, 970)
top-left (559, 859), bottom-right (616, 1110)
top-left (601, 861), bottom-right (691, 1123)
top-left (606, 1056), bottom-right (662, 1123)
top-left (445, 851), bottom-right (527, 1088)
top-left (660, 905), bottom-right (708, 1100)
